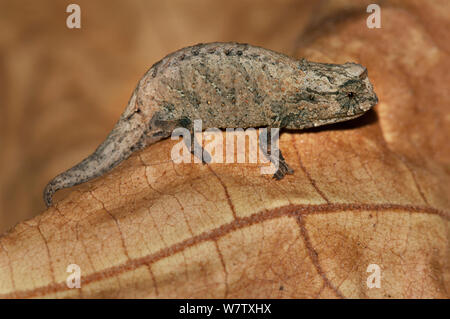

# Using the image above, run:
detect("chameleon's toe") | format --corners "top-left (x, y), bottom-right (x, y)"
top-left (202, 150), bottom-right (212, 164)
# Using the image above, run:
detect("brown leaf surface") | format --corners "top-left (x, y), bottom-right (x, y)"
top-left (0, 1), bottom-right (449, 298)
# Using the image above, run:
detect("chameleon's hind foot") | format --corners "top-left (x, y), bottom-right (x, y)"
top-left (258, 128), bottom-right (293, 180)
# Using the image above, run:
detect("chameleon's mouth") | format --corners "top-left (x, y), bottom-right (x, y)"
top-left (43, 115), bottom-right (146, 207)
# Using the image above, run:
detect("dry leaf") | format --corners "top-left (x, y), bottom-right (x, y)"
top-left (0, 1), bottom-right (449, 298)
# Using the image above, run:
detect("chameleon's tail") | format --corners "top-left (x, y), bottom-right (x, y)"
top-left (43, 114), bottom-right (147, 208)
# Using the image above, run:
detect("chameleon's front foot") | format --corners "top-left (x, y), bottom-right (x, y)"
top-left (272, 153), bottom-right (294, 180)
top-left (185, 132), bottom-right (212, 164)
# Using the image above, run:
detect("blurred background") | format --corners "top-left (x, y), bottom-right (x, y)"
top-left (0, 0), bottom-right (448, 233)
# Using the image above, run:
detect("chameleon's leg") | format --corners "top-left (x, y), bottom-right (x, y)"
top-left (184, 132), bottom-right (212, 164)
top-left (259, 128), bottom-right (293, 180)
top-left (273, 150), bottom-right (294, 179)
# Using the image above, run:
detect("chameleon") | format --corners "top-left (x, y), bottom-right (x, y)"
top-left (43, 42), bottom-right (378, 207)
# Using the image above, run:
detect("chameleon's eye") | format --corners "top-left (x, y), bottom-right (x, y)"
top-left (347, 92), bottom-right (355, 98)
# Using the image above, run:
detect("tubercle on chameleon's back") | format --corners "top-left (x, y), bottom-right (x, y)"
top-left (43, 42), bottom-right (378, 207)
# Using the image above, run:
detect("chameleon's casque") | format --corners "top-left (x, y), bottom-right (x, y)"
top-left (44, 42), bottom-right (378, 207)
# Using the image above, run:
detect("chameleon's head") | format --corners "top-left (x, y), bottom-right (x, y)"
top-left (299, 60), bottom-right (378, 127)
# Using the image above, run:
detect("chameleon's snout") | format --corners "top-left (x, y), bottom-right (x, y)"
top-left (343, 62), bottom-right (378, 113)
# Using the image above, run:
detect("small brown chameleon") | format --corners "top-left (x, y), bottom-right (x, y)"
top-left (43, 42), bottom-right (378, 207)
